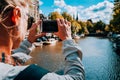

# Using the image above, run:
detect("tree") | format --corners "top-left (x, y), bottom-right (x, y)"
top-left (71, 20), bottom-right (81, 35)
top-left (105, 25), bottom-right (110, 32)
top-left (78, 21), bottom-right (89, 34)
top-left (94, 20), bottom-right (106, 33)
top-left (61, 12), bottom-right (73, 21)
top-left (48, 11), bottom-right (63, 20)
top-left (86, 20), bottom-right (94, 33)
top-left (109, 1), bottom-right (120, 33)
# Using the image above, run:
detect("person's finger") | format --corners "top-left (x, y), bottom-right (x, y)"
top-left (29, 23), bottom-right (37, 31)
top-left (57, 19), bottom-right (62, 26)
top-left (68, 22), bottom-right (71, 27)
top-left (54, 32), bottom-right (59, 36)
top-left (35, 33), bottom-right (46, 38)
top-left (57, 19), bottom-right (62, 33)
top-left (29, 20), bottom-right (41, 30)
top-left (65, 19), bottom-right (68, 24)
top-left (60, 19), bottom-right (65, 26)
top-left (60, 19), bottom-right (65, 25)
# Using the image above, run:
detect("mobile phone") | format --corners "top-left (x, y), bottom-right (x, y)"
top-left (40, 20), bottom-right (58, 32)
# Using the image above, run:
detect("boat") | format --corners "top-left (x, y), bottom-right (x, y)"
top-left (73, 35), bottom-right (80, 39)
top-left (43, 38), bottom-right (57, 45)
top-left (33, 42), bottom-right (43, 47)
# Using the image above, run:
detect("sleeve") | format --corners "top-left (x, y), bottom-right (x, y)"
top-left (11, 39), bottom-right (35, 64)
top-left (41, 39), bottom-right (85, 80)
top-left (12, 39), bottom-right (34, 54)
top-left (63, 39), bottom-right (85, 80)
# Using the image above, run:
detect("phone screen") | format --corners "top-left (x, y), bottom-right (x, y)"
top-left (41, 20), bottom-right (58, 32)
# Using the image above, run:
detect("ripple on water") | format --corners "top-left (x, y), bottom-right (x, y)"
top-left (28, 37), bottom-right (120, 80)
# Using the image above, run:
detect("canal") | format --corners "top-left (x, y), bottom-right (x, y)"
top-left (26, 37), bottom-right (120, 80)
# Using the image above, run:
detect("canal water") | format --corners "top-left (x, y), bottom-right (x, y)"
top-left (27, 37), bottom-right (120, 80)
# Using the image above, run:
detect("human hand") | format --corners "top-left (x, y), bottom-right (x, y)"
top-left (27, 20), bottom-right (45, 43)
top-left (55, 19), bottom-right (72, 41)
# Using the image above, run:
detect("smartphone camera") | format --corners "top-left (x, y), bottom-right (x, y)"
top-left (40, 20), bottom-right (58, 33)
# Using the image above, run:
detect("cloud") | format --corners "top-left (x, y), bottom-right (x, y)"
top-left (79, 0), bottom-right (114, 24)
top-left (39, 0), bottom-right (43, 6)
top-left (39, 9), bottom-right (43, 14)
top-left (39, 0), bottom-right (43, 13)
top-left (54, 8), bottom-right (62, 13)
top-left (54, 0), bottom-right (66, 8)
top-left (54, 0), bottom-right (84, 18)
top-left (54, 0), bottom-right (114, 24)
top-left (64, 5), bottom-right (77, 15)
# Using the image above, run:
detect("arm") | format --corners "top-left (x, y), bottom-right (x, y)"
top-left (41, 39), bottom-right (85, 80)
top-left (11, 39), bottom-right (33, 64)
top-left (12, 39), bottom-right (34, 54)
top-left (41, 19), bottom-right (85, 80)
top-left (58, 19), bottom-right (85, 79)
top-left (63, 39), bottom-right (85, 80)
top-left (11, 20), bottom-right (45, 64)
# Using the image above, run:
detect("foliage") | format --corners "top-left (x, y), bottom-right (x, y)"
top-left (71, 20), bottom-right (81, 34)
top-left (86, 21), bottom-right (94, 33)
top-left (78, 21), bottom-right (89, 34)
top-left (94, 20), bottom-right (106, 33)
top-left (44, 11), bottom-right (108, 34)
top-left (62, 12), bottom-right (73, 21)
top-left (104, 25), bottom-right (110, 32)
top-left (110, 1), bottom-right (120, 33)
top-left (48, 11), bottom-right (63, 20)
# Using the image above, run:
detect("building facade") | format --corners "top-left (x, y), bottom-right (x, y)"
top-left (28, 0), bottom-right (40, 22)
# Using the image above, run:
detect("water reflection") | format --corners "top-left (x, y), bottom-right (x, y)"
top-left (27, 41), bottom-right (64, 72)
top-left (27, 37), bottom-right (120, 80)
top-left (79, 37), bottom-right (120, 80)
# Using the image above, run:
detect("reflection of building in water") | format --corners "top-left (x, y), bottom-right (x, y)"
top-left (28, 0), bottom-right (40, 22)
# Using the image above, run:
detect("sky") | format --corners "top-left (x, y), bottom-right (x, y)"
top-left (39, 0), bottom-right (114, 24)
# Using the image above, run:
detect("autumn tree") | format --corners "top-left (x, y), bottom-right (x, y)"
top-left (86, 20), bottom-right (94, 33)
top-left (71, 20), bottom-right (82, 35)
top-left (110, 1), bottom-right (120, 33)
top-left (48, 11), bottom-right (63, 20)
top-left (105, 24), bottom-right (115, 33)
top-left (78, 21), bottom-right (89, 34)
top-left (62, 12), bottom-right (73, 21)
